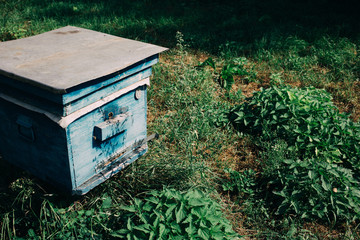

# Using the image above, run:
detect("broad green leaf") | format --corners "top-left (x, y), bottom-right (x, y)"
top-left (212, 232), bottom-right (226, 240)
top-left (183, 214), bottom-right (194, 224)
top-left (311, 184), bottom-right (322, 195)
top-left (198, 228), bottom-right (210, 240)
top-left (165, 203), bottom-right (177, 218)
top-left (127, 218), bottom-right (133, 231)
top-left (244, 118), bottom-right (249, 126)
top-left (175, 203), bottom-right (186, 223)
top-left (352, 189), bottom-right (360, 198)
top-left (134, 198), bottom-right (143, 208)
top-left (171, 222), bottom-right (182, 234)
top-left (142, 201), bottom-right (154, 212)
top-left (185, 190), bottom-right (204, 199)
top-left (121, 205), bottom-right (137, 212)
top-left (27, 229), bottom-right (36, 237)
top-left (321, 175), bottom-right (331, 191)
top-left (85, 210), bottom-right (93, 216)
top-left (308, 170), bottom-right (316, 180)
top-left (149, 231), bottom-right (156, 240)
top-left (102, 195), bottom-right (112, 209)
top-left (185, 222), bottom-right (196, 235)
top-left (199, 57), bottom-right (216, 69)
top-left (126, 233), bottom-right (132, 240)
top-left (291, 200), bottom-right (300, 213)
top-left (110, 230), bottom-right (128, 238)
top-left (146, 196), bottom-right (160, 204)
top-left (133, 224), bottom-right (151, 233)
top-left (188, 198), bottom-right (207, 207)
top-left (153, 215), bottom-right (160, 228)
top-left (287, 224), bottom-right (297, 237)
top-left (191, 207), bottom-right (202, 218)
top-left (206, 214), bottom-right (220, 225)
top-left (159, 224), bottom-right (166, 239)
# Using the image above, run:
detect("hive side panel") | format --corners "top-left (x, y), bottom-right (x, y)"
top-left (0, 98), bottom-right (73, 192)
top-left (67, 85), bottom-right (148, 189)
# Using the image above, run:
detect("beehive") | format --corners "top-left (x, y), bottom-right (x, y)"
top-left (0, 26), bottom-right (167, 195)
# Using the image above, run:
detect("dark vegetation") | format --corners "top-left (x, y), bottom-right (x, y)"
top-left (1, 0), bottom-right (360, 239)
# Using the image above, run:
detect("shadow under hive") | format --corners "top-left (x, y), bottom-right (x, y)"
top-left (0, 26), bottom-right (167, 195)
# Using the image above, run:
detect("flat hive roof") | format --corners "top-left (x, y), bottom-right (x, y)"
top-left (0, 26), bottom-right (167, 94)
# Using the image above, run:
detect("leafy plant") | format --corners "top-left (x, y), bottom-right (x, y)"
top-left (260, 140), bottom-right (360, 225)
top-left (1, 0), bottom-right (360, 238)
top-left (200, 57), bottom-right (257, 90)
top-left (111, 188), bottom-right (239, 240)
top-left (229, 85), bottom-right (360, 169)
top-left (269, 72), bottom-right (283, 85)
top-left (36, 195), bottom-right (113, 239)
top-left (219, 57), bottom-right (247, 90)
top-left (228, 84), bottom-right (360, 224)
top-left (222, 168), bottom-right (256, 197)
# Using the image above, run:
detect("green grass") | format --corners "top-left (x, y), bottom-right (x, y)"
top-left (1, 0), bottom-right (360, 239)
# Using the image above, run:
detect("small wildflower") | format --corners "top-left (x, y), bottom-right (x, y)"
top-left (333, 188), bottom-right (338, 193)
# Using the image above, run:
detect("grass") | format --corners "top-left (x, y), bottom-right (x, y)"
top-left (1, 0), bottom-right (360, 239)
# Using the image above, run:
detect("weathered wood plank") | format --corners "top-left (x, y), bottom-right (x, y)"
top-left (0, 26), bottom-right (167, 94)
top-left (62, 56), bottom-right (158, 104)
top-left (73, 143), bottom-right (148, 195)
top-left (68, 85), bottom-right (148, 188)
top-left (58, 78), bottom-right (149, 128)
top-left (93, 112), bottom-right (130, 142)
top-left (64, 67), bottom-right (152, 115)
top-left (0, 98), bottom-right (73, 192)
top-left (0, 26), bottom-right (166, 195)
top-left (0, 57), bottom-right (155, 112)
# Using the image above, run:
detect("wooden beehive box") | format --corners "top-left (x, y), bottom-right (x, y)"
top-left (0, 26), bottom-right (167, 195)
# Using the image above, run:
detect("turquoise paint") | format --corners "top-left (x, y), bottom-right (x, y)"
top-left (0, 58), bottom-right (155, 117)
top-left (68, 86), bottom-right (147, 187)
top-left (93, 112), bottom-right (130, 142)
top-left (0, 82), bottom-right (149, 194)
top-left (0, 98), bottom-right (73, 192)
top-left (63, 56), bottom-right (158, 104)
top-left (64, 67), bottom-right (152, 115)
top-left (0, 27), bottom-right (167, 195)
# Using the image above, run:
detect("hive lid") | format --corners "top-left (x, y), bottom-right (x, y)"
top-left (0, 26), bottom-right (167, 94)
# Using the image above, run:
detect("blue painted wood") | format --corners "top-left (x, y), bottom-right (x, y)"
top-left (67, 86), bottom-right (147, 188)
top-left (0, 26), bottom-right (168, 94)
top-left (0, 81), bottom-right (64, 116)
top-left (63, 56), bottom-right (158, 104)
top-left (64, 67), bottom-right (152, 115)
top-left (16, 115), bottom-right (35, 142)
top-left (0, 84), bottom-right (149, 193)
top-left (0, 58), bottom-right (155, 116)
top-left (93, 112), bottom-right (130, 142)
top-left (0, 98), bottom-right (73, 192)
top-left (0, 26), bottom-right (167, 195)
top-left (73, 143), bottom-right (148, 195)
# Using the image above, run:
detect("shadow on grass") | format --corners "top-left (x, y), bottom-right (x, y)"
top-left (1, 0), bottom-right (359, 53)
